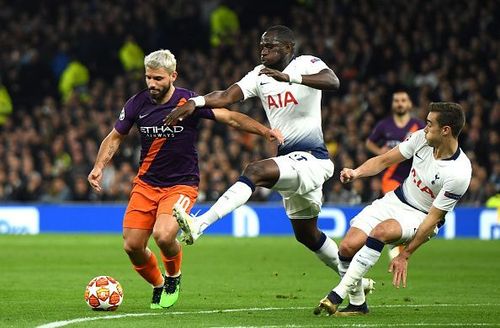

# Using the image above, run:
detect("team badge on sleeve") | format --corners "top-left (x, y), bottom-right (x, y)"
top-left (444, 191), bottom-right (462, 200)
top-left (310, 57), bottom-right (321, 63)
top-left (119, 108), bottom-right (125, 120)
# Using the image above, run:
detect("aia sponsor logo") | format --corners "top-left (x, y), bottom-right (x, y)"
top-left (410, 168), bottom-right (435, 198)
top-left (267, 91), bottom-right (298, 109)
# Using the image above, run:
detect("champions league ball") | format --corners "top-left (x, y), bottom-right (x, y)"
top-left (84, 276), bottom-right (124, 311)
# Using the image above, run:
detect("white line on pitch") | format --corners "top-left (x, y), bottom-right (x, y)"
top-left (36, 303), bottom-right (500, 328)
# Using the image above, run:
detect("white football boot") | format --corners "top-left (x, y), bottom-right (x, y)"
top-left (173, 204), bottom-right (202, 245)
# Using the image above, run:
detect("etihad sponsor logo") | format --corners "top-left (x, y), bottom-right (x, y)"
top-left (140, 125), bottom-right (184, 138)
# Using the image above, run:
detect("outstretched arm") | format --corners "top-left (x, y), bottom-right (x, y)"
top-left (389, 206), bottom-right (446, 288)
top-left (164, 84), bottom-right (244, 125)
top-left (259, 68), bottom-right (339, 90)
top-left (88, 128), bottom-right (126, 192)
top-left (340, 145), bottom-right (406, 183)
top-left (212, 108), bottom-right (284, 144)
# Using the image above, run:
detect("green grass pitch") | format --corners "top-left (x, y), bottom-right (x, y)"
top-left (1, 235), bottom-right (499, 327)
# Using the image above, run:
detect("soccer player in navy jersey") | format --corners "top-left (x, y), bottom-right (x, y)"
top-left (88, 49), bottom-right (283, 309)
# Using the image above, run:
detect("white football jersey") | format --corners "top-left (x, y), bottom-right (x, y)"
top-left (397, 129), bottom-right (472, 212)
top-left (236, 55), bottom-right (330, 159)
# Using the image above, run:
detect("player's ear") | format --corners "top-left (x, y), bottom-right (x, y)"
top-left (442, 125), bottom-right (451, 136)
top-left (170, 71), bottom-right (178, 81)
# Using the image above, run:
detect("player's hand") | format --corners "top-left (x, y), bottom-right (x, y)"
top-left (265, 128), bottom-right (284, 145)
top-left (340, 168), bottom-right (358, 183)
top-left (388, 253), bottom-right (409, 288)
top-left (88, 168), bottom-right (103, 192)
top-left (259, 67), bottom-right (289, 82)
top-left (164, 100), bottom-right (196, 125)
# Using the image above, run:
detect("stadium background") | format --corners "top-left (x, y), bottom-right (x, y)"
top-left (0, 0), bottom-right (498, 213)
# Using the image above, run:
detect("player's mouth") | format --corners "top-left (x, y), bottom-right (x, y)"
top-left (149, 89), bottom-right (160, 94)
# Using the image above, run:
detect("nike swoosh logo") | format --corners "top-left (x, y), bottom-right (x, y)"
top-left (260, 82), bottom-right (270, 85)
top-left (139, 113), bottom-right (149, 119)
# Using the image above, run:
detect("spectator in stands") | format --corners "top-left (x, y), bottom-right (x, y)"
top-left (0, 0), bottom-right (497, 204)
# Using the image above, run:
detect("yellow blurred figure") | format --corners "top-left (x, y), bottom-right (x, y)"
top-left (58, 60), bottom-right (90, 103)
top-left (210, 5), bottom-right (239, 47)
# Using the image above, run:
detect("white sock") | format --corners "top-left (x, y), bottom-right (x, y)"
top-left (333, 244), bottom-right (382, 299)
top-left (338, 254), bottom-right (350, 278)
top-left (315, 236), bottom-right (340, 274)
top-left (348, 280), bottom-right (366, 305)
top-left (338, 254), bottom-right (365, 305)
top-left (198, 181), bottom-right (253, 233)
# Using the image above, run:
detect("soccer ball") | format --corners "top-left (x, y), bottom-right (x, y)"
top-left (84, 276), bottom-right (124, 311)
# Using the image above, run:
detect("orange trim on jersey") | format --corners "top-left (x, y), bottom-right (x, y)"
top-left (409, 123), bottom-right (420, 132)
top-left (137, 137), bottom-right (167, 177)
top-left (382, 164), bottom-right (401, 194)
top-left (133, 96), bottom-right (187, 182)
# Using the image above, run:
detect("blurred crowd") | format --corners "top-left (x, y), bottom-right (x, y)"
top-left (0, 0), bottom-right (498, 206)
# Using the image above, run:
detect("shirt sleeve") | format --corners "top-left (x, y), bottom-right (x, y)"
top-left (300, 55), bottom-right (330, 75)
top-left (433, 174), bottom-right (471, 211)
top-left (236, 67), bottom-right (259, 100)
top-left (398, 129), bottom-right (425, 159)
top-left (114, 95), bottom-right (139, 135)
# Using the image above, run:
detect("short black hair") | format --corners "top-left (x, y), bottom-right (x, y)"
top-left (265, 25), bottom-right (295, 44)
top-left (429, 102), bottom-right (465, 138)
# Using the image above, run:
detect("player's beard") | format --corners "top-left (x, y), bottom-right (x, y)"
top-left (149, 84), bottom-right (171, 104)
top-left (393, 106), bottom-right (409, 117)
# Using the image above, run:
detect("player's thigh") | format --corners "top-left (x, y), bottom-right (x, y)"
top-left (370, 219), bottom-right (404, 244)
top-left (154, 185), bottom-right (198, 236)
top-left (390, 209), bottom-right (427, 244)
top-left (350, 194), bottom-right (397, 236)
top-left (272, 152), bottom-right (334, 195)
top-left (157, 185), bottom-right (198, 215)
top-left (283, 187), bottom-right (323, 219)
top-left (123, 183), bottom-right (158, 230)
top-left (123, 228), bottom-right (151, 252)
top-left (356, 192), bottom-right (426, 245)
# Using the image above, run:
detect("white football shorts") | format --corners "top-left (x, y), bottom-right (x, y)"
top-left (350, 191), bottom-right (428, 244)
top-left (272, 151), bottom-right (334, 219)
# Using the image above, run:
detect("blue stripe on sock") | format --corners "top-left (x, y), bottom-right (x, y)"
top-left (366, 236), bottom-right (385, 252)
top-left (237, 175), bottom-right (256, 192)
top-left (327, 290), bottom-right (343, 304)
top-left (310, 232), bottom-right (327, 252)
top-left (338, 253), bottom-right (353, 262)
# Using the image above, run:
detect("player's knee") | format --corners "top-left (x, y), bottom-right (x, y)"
top-left (152, 230), bottom-right (176, 249)
top-left (242, 162), bottom-right (262, 182)
top-left (369, 225), bottom-right (390, 243)
top-left (339, 239), bottom-right (360, 257)
top-left (123, 239), bottom-right (144, 256)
